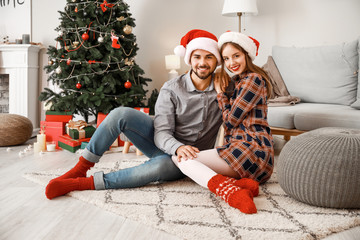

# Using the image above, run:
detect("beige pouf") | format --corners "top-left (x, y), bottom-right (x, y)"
top-left (0, 114), bottom-right (33, 146)
top-left (277, 127), bottom-right (360, 208)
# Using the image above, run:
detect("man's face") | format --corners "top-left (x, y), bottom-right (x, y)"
top-left (190, 49), bottom-right (218, 80)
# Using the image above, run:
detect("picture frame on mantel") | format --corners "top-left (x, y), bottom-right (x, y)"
top-left (0, 0), bottom-right (32, 43)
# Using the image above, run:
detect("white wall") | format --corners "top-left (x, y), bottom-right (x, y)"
top-left (27, 0), bottom-right (360, 95)
top-left (0, 0), bottom-right (31, 42)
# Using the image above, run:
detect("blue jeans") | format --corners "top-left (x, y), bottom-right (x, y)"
top-left (82, 107), bottom-right (184, 190)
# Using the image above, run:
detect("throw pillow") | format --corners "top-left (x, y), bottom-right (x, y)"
top-left (350, 36), bottom-right (360, 109)
top-left (272, 39), bottom-right (359, 106)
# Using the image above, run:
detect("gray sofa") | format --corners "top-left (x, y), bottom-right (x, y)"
top-left (267, 37), bottom-right (360, 140)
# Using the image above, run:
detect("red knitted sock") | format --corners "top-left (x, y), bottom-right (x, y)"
top-left (52, 156), bottom-right (95, 181)
top-left (234, 178), bottom-right (259, 197)
top-left (208, 174), bottom-right (257, 214)
top-left (45, 176), bottom-right (95, 200)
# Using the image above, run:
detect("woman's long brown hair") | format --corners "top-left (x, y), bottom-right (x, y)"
top-left (219, 42), bottom-right (273, 99)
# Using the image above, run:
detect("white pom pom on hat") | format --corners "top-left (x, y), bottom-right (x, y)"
top-left (174, 45), bottom-right (186, 57)
top-left (173, 29), bottom-right (221, 66)
top-left (218, 31), bottom-right (260, 61)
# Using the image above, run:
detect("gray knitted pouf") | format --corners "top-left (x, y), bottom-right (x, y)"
top-left (277, 127), bottom-right (360, 208)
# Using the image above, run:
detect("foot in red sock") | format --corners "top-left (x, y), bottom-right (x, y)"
top-left (235, 178), bottom-right (259, 197)
top-left (208, 174), bottom-right (257, 214)
top-left (45, 176), bottom-right (95, 200)
top-left (52, 156), bottom-right (95, 181)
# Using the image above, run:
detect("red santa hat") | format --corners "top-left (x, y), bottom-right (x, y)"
top-left (218, 31), bottom-right (260, 61)
top-left (174, 29), bottom-right (221, 66)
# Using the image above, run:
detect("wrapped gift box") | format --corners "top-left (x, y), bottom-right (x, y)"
top-left (46, 111), bottom-right (73, 122)
top-left (134, 107), bottom-right (150, 114)
top-left (81, 142), bottom-right (89, 149)
top-left (40, 121), bottom-right (66, 149)
top-left (65, 123), bottom-right (96, 140)
top-left (58, 134), bottom-right (91, 153)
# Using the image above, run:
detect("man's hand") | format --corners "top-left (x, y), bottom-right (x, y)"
top-left (176, 145), bottom-right (200, 162)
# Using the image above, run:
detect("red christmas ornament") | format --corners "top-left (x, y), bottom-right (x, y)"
top-left (76, 82), bottom-right (82, 89)
top-left (124, 81), bottom-right (132, 89)
top-left (75, 6), bottom-right (78, 13)
top-left (82, 33), bottom-right (89, 41)
top-left (66, 58), bottom-right (71, 65)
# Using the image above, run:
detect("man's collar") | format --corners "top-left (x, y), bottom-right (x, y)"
top-left (185, 70), bottom-right (214, 92)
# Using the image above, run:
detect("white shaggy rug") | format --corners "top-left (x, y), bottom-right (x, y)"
top-left (23, 155), bottom-right (360, 240)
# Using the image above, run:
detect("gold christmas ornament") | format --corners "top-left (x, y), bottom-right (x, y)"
top-left (117, 16), bottom-right (125, 21)
top-left (123, 25), bottom-right (133, 35)
top-left (124, 58), bottom-right (133, 66)
top-left (72, 41), bottom-right (79, 47)
top-left (64, 46), bottom-right (70, 50)
top-left (98, 36), bottom-right (104, 43)
top-left (55, 66), bottom-right (62, 74)
top-left (48, 60), bottom-right (54, 65)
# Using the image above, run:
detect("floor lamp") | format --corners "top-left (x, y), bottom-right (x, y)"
top-left (222, 0), bottom-right (258, 32)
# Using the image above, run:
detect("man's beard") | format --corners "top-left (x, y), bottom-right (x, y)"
top-left (192, 66), bottom-right (214, 80)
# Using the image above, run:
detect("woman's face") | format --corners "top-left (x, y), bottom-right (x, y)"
top-left (221, 44), bottom-right (246, 75)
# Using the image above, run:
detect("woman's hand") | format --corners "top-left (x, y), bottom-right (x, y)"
top-left (175, 145), bottom-right (199, 162)
top-left (214, 70), bottom-right (230, 93)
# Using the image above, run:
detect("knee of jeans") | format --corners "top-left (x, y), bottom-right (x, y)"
top-left (104, 107), bottom-right (132, 130)
top-left (153, 156), bottom-right (182, 180)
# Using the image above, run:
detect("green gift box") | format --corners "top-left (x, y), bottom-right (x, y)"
top-left (58, 135), bottom-right (91, 153)
top-left (65, 125), bottom-right (96, 140)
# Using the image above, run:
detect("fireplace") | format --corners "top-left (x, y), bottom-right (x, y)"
top-left (0, 44), bottom-right (40, 129)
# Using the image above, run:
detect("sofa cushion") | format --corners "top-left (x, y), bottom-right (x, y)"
top-left (268, 103), bottom-right (360, 131)
top-left (272, 39), bottom-right (359, 106)
top-left (350, 37), bottom-right (360, 109)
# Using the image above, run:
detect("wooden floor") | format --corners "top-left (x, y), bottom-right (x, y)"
top-left (0, 138), bottom-right (180, 240)
top-left (0, 137), bottom-right (359, 240)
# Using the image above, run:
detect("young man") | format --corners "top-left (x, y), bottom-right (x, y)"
top-left (45, 29), bottom-right (224, 199)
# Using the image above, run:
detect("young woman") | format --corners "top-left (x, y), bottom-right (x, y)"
top-left (171, 31), bottom-right (274, 214)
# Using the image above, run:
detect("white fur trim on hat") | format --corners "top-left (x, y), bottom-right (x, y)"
top-left (181, 37), bottom-right (221, 66)
top-left (218, 32), bottom-right (258, 61)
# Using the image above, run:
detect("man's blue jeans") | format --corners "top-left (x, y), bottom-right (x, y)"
top-left (82, 107), bottom-right (184, 190)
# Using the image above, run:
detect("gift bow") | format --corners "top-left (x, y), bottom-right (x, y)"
top-left (100, 0), bottom-right (114, 12)
top-left (67, 120), bottom-right (88, 130)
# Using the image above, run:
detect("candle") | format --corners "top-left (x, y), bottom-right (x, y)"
top-left (37, 133), bottom-right (46, 151)
top-left (22, 34), bottom-right (30, 44)
top-left (34, 142), bottom-right (41, 154)
top-left (47, 142), bottom-right (56, 152)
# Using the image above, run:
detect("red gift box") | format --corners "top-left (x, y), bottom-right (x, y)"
top-left (45, 111), bottom-right (73, 122)
top-left (40, 121), bottom-right (66, 149)
top-left (58, 134), bottom-right (91, 153)
top-left (134, 107), bottom-right (150, 114)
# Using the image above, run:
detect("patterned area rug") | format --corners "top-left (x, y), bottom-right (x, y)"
top-left (23, 154), bottom-right (360, 240)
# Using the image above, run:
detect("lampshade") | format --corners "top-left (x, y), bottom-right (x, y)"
top-left (222, 0), bottom-right (258, 16)
top-left (165, 55), bottom-right (180, 70)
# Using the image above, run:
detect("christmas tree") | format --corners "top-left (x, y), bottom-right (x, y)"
top-left (39, 0), bottom-right (152, 122)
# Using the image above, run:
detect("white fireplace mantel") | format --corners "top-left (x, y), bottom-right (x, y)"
top-left (0, 44), bottom-right (40, 129)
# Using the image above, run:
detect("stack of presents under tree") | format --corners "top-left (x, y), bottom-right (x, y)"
top-left (37, 108), bottom-right (149, 154)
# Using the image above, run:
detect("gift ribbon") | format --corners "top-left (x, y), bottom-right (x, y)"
top-left (66, 120), bottom-right (88, 130)
top-left (100, 0), bottom-right (114, 12)
top-left (66, 120), bottom-right (88, 139)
